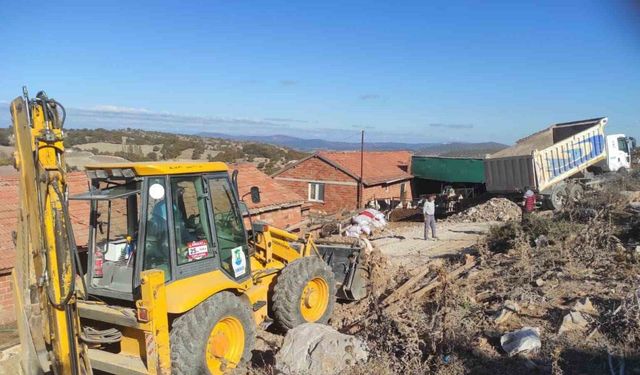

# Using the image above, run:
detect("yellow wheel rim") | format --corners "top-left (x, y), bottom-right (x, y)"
top-left (205, 316), bottom-right (245, 374)
top-left (300, 277), bottom-right (330, 322)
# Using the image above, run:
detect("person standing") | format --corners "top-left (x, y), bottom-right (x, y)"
top-left (423, 194), bottom-right (437, 240)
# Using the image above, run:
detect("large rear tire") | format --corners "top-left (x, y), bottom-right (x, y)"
top-left (170, 291), bottom-right (256, 375)
top-left (568, 184), bottom-right (584, 203)
top-left (273, 256), bottom-right (337, 330)
top-left (550, 183), bottom-right (568, 210)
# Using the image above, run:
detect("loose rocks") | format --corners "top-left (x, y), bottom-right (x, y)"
top-left (447, 198), bottom-right (522, 223)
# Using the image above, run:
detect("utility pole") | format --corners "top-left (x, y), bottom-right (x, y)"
top-left (358, 130), bottom-right (364, 209)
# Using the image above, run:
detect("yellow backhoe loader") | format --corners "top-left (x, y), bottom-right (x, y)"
top-left (10, 88), bottom-right (367, 374)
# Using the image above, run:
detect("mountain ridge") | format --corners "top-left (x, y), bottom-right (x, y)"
top-left (198, 132), bottom-right (507, 156)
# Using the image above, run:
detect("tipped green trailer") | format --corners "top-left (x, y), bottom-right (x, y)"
top-left (411, 156), bottom-right (485, 184)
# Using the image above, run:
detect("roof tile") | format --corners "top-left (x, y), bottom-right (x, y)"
top-left (232, 163), bottom-right (304, 211)
top-left (316, 151), bottom-right (413, 185)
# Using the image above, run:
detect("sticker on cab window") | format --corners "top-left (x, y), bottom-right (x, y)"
top-left (231, 246), bottom-right (246, 277)
top-left (186, 240), bottom-right (209, 261)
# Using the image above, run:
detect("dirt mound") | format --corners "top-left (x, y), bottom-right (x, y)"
top-left (447, 197), bottom-right (522, 223)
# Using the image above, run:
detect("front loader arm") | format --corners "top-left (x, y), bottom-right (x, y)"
top-left (11, 89), bottom-right (90, 374)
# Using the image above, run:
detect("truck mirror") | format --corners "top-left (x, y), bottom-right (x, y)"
top-left (250, 186), bottom-right (261, 204)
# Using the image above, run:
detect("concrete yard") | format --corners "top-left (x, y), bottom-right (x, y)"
top-left (372, 221), bottom-right (495, 270)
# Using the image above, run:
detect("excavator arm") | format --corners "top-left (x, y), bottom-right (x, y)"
top-left (11, 88), bottom-right (90, 374)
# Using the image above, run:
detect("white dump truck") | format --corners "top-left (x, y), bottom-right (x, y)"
top-left (484, 117), bottom-right (636, 210)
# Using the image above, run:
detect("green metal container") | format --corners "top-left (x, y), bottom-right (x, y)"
top-left (411, 156), bottom-right (485, 183)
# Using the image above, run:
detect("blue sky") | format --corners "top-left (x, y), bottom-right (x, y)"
top-left (1, 0), bottom-right (639, 144)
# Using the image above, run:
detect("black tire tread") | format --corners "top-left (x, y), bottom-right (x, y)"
top-left (170, 291), bottom-right (256, 375)
top-left (272, 256), bottom-right (337, 330)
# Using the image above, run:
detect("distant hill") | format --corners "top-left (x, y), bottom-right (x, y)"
top-left (198, 132), bottom-right (507, 156)
top-left (63, 128), bottom-right (309, 174)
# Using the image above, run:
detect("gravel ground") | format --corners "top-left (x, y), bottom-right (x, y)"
top-left (371, 221), bottom-right (495, 270)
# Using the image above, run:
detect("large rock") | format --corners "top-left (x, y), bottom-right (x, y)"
top-left (558, 311), bottom-right (589, 334)
top-left (275, 323), bottom-right (368, 375)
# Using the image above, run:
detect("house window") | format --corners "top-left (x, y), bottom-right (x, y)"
top-left (308, 182), bottom-right (325, 202)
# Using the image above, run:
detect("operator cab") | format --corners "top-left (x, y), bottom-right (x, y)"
top-left (71, 162), bottom-right (253, 301)
top-left (605, 134), bottom-right (635, 172)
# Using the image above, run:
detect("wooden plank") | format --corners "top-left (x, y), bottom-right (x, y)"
top-left (381, 263), bottom-right (433, 307)
top-left (412, 257), bottom-right (476, 300)
top-left (384, 256), bottom-right (477, 314)
top-left (88, 348), bottom-right (147, 375)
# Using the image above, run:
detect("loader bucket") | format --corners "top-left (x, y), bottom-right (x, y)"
top-left (316, 243), bottom-right (368, 301)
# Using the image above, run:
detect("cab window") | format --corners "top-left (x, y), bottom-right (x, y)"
top-left (618, 137), bottom-right (629, 153)
top-left (208, 178), bottom-right (248, 278)
top-left (143, 178), bottom-right (171, 281)
top-left (171, 176), bottom-right (215, 265)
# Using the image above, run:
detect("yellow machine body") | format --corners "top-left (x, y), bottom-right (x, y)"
top-left (11, 90), bottom-right (361, 375)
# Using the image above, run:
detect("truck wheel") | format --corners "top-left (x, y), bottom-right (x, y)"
top-left (273, 256), bottom-right (337, 330)
top-left (568, 184), bottom-right (584, 203)
top-left (550, 183), bottom-right (568, 210)
top-left (170, 291), bottom-right (256, 375)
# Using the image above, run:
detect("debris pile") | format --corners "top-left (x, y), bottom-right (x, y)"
top-left (447, 197), bottom-right (522, 223)
top-left (339, 178), bottom-right (640, 374)
top-left (247, 174), bottom-right (640, 374)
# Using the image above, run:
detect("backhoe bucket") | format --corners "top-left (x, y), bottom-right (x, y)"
top-left (316, 243), bottom-right (368, 301)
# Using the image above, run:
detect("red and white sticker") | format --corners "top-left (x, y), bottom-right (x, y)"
top-left (186, 240), bottom-right (209, 261)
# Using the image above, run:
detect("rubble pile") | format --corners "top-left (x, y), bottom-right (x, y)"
top-left (447, 197), bottom-right (522, 223)
top-left (339, 176), bottom-right (640, 374)
top-left (246, 174), bottom-right (640, 375)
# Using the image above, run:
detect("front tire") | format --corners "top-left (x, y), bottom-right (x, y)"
top-left (273, 256), bottom-right (337, 330)
top-left (170, 291), bottom-right (256, 375)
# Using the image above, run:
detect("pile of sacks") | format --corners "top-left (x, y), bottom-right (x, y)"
top-left (344, 209), bottom-right (388, 238)
top-left (447, 197), bottom-right (522, 223)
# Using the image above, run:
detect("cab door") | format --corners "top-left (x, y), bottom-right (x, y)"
top-left (606, 135), bottom-right (631, 171)
top-left (168, 175), bottom-right (219, 279)
top-left (206, 175), bottom-right (251, 280)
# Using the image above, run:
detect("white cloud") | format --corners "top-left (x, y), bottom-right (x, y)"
top-left (90, 105), bottom-right (152, 114)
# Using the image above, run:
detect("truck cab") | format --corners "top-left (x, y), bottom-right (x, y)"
top-left (604, 134), bottom-right (635, 172)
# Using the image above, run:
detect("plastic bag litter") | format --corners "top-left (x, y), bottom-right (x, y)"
top-left (500, 327), bottom-right (541, 356)
top-left (364, 208), bottom-right (385, 221)
top-left (357, 209), bottom-right (387, 229)
top-left (360, 224), bottom-right (372, 235)
top-left (353, 215), bottom-right (372, 226)
top-left (345, 225), bottom-right (361, 238)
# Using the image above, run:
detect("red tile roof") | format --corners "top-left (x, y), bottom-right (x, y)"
top-left (232, 163), bottom-right (304, 213)
top-left (0, 171), bottom-right (90, 273)
top-left (316, 151), bottom-right (413, 186)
